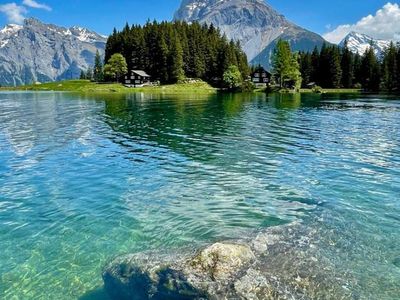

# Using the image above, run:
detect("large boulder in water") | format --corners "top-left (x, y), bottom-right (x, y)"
top-left (103, 242), bottom-right (255, 299)
top-left (103, 223), bottom-right (355, 299)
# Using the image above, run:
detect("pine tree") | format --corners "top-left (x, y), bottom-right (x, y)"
top-left (310, 46), bottom-right (320, 85)
top-left (397, 44), bottom-right (400, 91)
top-left (157, 35), bottom-right (169, 83)
top-left (80, 70), bottom-right (86, 80)
top-left (169, 34), bottom-right (185, 83)
top-left (341, 40), bottom-right (354, 88)
top-left (299, 52), bottom-right (313, 87)
top-left (86, 67), bottom-right (93, 81)
top-left (318, 43), bottom-right (330, 87)
top-left (382, 42), bottom-right (397, 91)
top-left (353, 54), bottom-right (362, 86)
top-left (361, 47), bottom-right (381, 91)
top-left (329, 46), bottom-right (342, 88)
top-left (93, 50), bottom-right (104, 82)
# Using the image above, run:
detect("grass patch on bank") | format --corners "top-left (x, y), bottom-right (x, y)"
top-left (1, 80), bottom-right (217, 94)
top-left (299, 88), bottom-right (361, 94)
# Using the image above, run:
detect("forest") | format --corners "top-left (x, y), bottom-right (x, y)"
top-left (298, 41), bottom-right (400, 92)
top-left (103, 20), bottom-right (249, 86)
top-left (99, 20), bottom-right (400, 93)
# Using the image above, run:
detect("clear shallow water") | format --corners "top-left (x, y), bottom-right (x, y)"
top-left (0, 92), bottom-right (399, 299)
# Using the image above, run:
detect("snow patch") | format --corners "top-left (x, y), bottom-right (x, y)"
top-left (340, 31), bottom-right (391, 56)
top-left (0, 24), bottom-right (23, 48)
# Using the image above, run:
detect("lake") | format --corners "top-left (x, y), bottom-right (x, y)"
top-left (0, 92), bottom-right (399, 299)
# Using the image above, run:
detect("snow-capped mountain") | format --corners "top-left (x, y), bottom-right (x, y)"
top-left (339, 32), bottom-right (391, 56)
top-left (0, 24), bottom-right (23, 48)
top-left (174, 0), bottom-right (326, 68)
top-left (0, 18), bottom-right (107, 86)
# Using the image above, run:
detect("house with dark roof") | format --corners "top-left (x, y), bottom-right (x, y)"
top-left (251, 66), bottom-right (272, 88)
top-left (124, 70), bottom-right (151, 87)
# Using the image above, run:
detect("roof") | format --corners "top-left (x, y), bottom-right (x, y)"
top-left (132, 70), bottom-right (151, 77)
top-left (251, 67), bottom-right (271, 75)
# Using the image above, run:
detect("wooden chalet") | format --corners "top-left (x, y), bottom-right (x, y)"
top-left (251, 66), bottom-right (271, 87)
top-left (124, 70), bottom-right (151, 87)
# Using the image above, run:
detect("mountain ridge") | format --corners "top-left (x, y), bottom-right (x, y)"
top-left (339, 31), bottom-right (391, 56)
top-left (0, 18), bottom-right (106, 86)
top-left (174, 0), bottom-right (327, 68)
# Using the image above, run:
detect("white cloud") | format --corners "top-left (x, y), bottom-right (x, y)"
top-left (0, 3), bottom-right (27, 24)
top-left (22, 0), bottom-right (51, 11)
top-left (323, 2), bottom-right (400, 44)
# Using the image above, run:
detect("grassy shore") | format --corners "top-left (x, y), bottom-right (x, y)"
top-left (1, 80), bottom-right (364, 95)
top-left (299, 88), bottom-right (361, 93)
top-left (1, 80), bottom-right (217, 94)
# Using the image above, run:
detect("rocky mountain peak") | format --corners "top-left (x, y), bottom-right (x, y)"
top-left (340, 31), bottom-right (391, 56)
top-left (174, 0), bottom-right (326, 67)
top-left (0, 19), bottom-right (107, 86)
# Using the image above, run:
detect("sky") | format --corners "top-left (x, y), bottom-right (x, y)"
top-left (0, 0), bottom-right (399, 44)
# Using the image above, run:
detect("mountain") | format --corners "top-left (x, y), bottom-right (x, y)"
top-left (174, 0), bottom-right (326, 69)
top-left (0, 18), bottom-right (107, 86)
top-left (339, 32), bottom-right (391, 56)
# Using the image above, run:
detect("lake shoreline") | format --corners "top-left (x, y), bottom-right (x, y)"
top-left (0, 79), bottom-right (369, 95)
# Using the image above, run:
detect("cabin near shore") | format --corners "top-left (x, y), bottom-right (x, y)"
top-left (251, 66), bottom-right (272, 88)
top-left (125, 70), bottom-right (151, 87)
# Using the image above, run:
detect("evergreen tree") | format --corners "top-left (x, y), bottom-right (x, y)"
top-left (169, 34), bottom-right (185, 83)
top-left (353, 54), bottom-right (362, 86)
top-left (157, 35), bottom-right (169, 83)
top-left (341, 40), bottom-right (354, 88)
top-left (397, 45), bottom-right (400, 91)
top-left (382, 42), bottom-right (398, 91)
top-left (299, 52), bottom-right (313, 87)
top-left (329, 46), bottom-right (342, 88)
top-left (361, 47), bottom-right (380, 91)
top-left (86, 67), bottom-right (93, 81)
top-left (80, 70), bottom-right (86, 80)
top-left (310, 46), bottom-right (320, 84)
top-left (318, 43), bottom-right (330, 87)
top-left (93, 50), bottom-right (104, 82)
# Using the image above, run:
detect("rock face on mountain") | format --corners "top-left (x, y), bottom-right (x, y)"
top-left (339, 31), bottom-right (391, 56)
top-left (174, 0), bottom-right (326, 68)
top-left (0, 18), bottom-right (106, 86)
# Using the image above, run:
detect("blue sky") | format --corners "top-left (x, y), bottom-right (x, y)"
top-left (0, 0), bottom-right (399, 43)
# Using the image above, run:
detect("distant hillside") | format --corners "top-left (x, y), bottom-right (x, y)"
top-left (0, 18), bottom-right (107, 86)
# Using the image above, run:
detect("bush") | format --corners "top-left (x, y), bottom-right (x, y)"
top-left (312, 85), bottom-right (323, 93)
top-left (241, 80), bottom-right (255, 92)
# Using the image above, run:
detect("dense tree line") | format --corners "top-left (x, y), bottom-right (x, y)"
top-left (104, 21), bottom-right (249, 86)
top-left (298, 41), bottom-right (400, 92)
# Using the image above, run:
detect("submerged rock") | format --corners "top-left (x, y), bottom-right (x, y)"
top-left (103, 242), bottom-right (254, 299)
top-left (103, 223), bottom-right (355, 299)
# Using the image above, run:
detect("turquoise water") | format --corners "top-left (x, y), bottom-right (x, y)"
top-left (0, 92), bottom-right (399, 299)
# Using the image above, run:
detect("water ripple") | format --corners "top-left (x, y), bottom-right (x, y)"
top-left (0, 92), bottom-right (399, 299)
